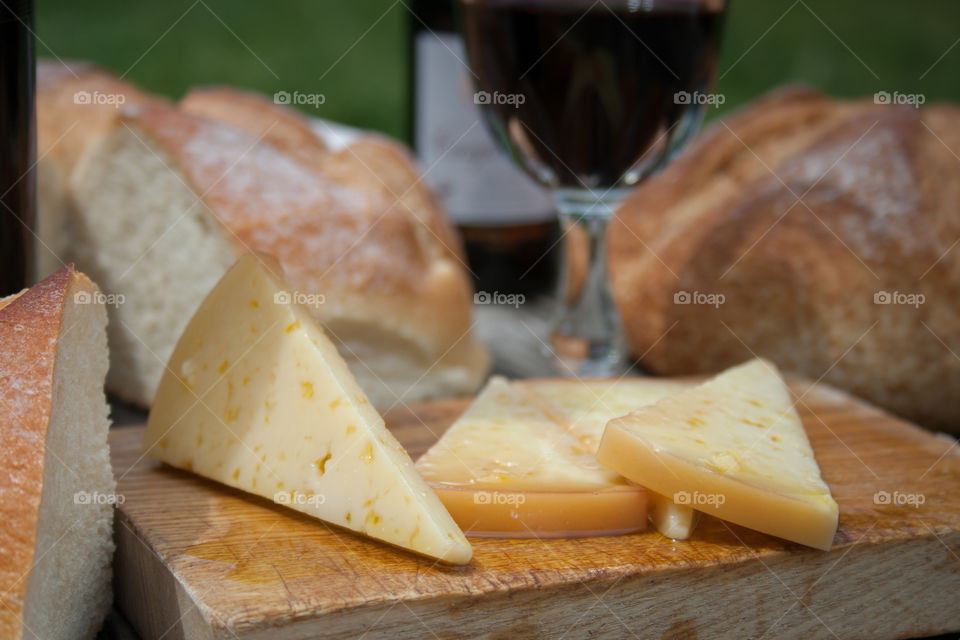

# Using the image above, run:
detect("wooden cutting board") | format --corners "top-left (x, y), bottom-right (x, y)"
top-left (109, 380), bottom-right (960, 640)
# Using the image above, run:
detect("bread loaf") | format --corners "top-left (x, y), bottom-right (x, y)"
top-left (36, 63), bottom-right (488, 408)
top-left (610, 87), bottom-right (960, 431)
top-left (0, 265), bottom-right (115, 639)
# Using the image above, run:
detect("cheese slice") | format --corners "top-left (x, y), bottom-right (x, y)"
top-left (597, 359), bottom-right (839, 550)
top-left (519, 378), bottom-right (701, 540)
top-left (518, 379), bottom-right (690, 451)
top-left (648, 491), bottom-right (701, 540)
top-left (415, 377), bottom-right (647, 537)
top-left (144, 252), bottom-right (472, 564)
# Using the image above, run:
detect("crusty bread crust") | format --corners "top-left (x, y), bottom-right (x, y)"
top-left (36, 59), bottom-right (166, 174)
top-left (180, 86), bottom-right (329, 172)
top-left (0, 267), bottom-right (72, 636)
top-left (611, 86), bottom-right (960, 431)
top-left (319, 134), bottom-right (467, 264)
top-left (35, 60), bottom-right (167, 280)
top-left (182, 86), bottom-right (467, 295)
top-left (0, 265), bottom-right (114, 639)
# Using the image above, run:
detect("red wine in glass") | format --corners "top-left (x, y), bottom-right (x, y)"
top-left (460, 0), bottom-right (726, 374)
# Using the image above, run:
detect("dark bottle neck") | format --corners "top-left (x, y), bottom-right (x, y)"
top-left (0, 0), bottom-right (36, 295)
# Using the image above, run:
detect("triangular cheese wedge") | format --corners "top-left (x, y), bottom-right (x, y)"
top-left (597, 359), bottom-right (839, 550)
top-left (415, 377), bottom-right (647, 537)
top-left (145, 253), bottom-right (471, 564)
top-left (519, 378), bottom-right (701, 540)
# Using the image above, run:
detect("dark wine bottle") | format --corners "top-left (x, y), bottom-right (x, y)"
top-left (408, 0), bottom-right (560, 299)
top-left (0, 0), bottom-right (36, 295)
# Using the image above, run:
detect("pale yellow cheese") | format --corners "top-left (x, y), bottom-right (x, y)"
top-left (519, 378), bottom-right (701, 540)
top-left (518, 379), bottom-right (690, 451)
top-left (144, 253), bottom-right (471, 564)
top-left (415, 377), bottom-right (647, 537)
top-left (648, 492), bottom-right (701, 540)
top-left (597, 359), bottom-right (839, 550)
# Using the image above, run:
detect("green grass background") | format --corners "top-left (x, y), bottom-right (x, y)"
top-left (35, 0), bottom-right (960, 142)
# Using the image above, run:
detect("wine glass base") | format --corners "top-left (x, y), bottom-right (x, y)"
top-left (546, 332), bottom-right (629, 378)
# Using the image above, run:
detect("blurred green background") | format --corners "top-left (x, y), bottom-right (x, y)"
top-left (35, 0), bottom-right (960, 142)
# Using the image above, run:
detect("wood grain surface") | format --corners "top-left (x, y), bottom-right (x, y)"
top-left (110, 380), bottom-right (960, 640)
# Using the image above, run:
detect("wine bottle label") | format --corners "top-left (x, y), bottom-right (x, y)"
top-left (414, 31), bottom-right (553, 226)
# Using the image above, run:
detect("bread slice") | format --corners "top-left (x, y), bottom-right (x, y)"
top-left (0, 265), bottom-right (115, 639)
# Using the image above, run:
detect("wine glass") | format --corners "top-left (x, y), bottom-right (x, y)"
top-left (458, 0), bottom-right (726, 376)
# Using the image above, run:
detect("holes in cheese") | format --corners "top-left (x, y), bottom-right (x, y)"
top-left (517, 378), bottom-right (703, 541)
top-left (415, 377), bottom-right (648, 538)
top-left (596, 359), bottom-right (839, 550)
top-left (144, 252), bottom-right (472, 565)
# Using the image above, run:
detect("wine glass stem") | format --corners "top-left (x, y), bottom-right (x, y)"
top-left (550, 189), bottom-right (628, 376)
